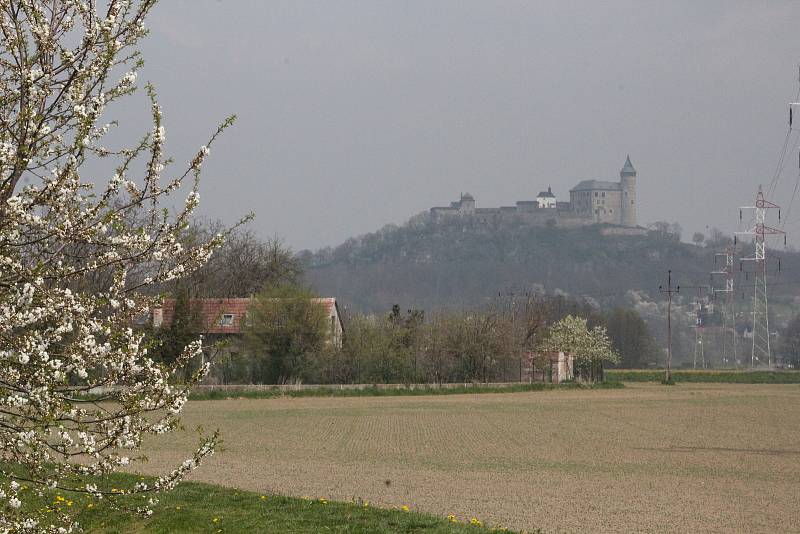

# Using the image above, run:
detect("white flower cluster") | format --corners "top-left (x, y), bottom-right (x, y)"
top-left (0, 1), bottom-right (236, 531)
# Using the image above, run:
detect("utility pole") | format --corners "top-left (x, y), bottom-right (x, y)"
top-left (660, 270), bottom-right (680, 381)
top-left (736, 186), bottom-right (784, 368)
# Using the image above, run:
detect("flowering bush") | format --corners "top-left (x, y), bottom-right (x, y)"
top-left (0, 1), bottom-right (240, 531)
top-left (537, 315), bottom-right (619, 381)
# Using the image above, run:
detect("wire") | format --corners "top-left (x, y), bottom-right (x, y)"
top-left (767, 80), bottom-right (800, 199)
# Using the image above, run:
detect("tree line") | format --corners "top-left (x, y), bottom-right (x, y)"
top-left (150, 228), bottom-right (662, 384)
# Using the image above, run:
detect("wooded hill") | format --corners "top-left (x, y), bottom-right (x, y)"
top-left (301, 214), bottom-right (800, 315)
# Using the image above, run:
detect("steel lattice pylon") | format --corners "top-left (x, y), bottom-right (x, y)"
top-left (711, 247), bottom-right (737, 367)
top-left (736, 186), bottom-right (784, 368)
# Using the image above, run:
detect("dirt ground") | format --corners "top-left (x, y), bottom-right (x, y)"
top-left (135, 384), bottom-right (800, 533)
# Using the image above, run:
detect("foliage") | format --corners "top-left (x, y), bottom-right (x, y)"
top-left (603, 308), bottom-right (661, 368)
top-left (177, 220), bottom-right (303, 298)
top-left (12, 472), bottom-right (516, 533)
top-left (197, 293), bottom-right (655, 386)
top-left (779, 312), bottom-right (800, 368)
top-left (302, 214), bottom-right (745, 313)
top-left (536, 315), bottom-right (619, 381)
top-left (0, 1), bottom-right (240, 531)
top-left (242, 284), bottom-right (329, 384)
top-left (303, 214), bottom-right (800, 370)
top-left (606, 369), bottom-right (800, 383)
top-left (148, 285), bottom-right (202, 374)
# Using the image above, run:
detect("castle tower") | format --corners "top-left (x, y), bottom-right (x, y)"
top-left (459, 192), bottom-right (476, 215)
top-left (619, 155), bottom-right (637, 227)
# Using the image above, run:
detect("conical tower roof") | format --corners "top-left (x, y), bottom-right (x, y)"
top-left (620, 154), bottom-right (636, 176)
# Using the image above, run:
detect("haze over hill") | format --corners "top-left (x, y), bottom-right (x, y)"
top-left (302, 215), bottom-right (800, 315)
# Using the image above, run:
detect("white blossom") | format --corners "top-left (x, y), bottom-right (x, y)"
top-left (0, 2), bottom-right (237, 531)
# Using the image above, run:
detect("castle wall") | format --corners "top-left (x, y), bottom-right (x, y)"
top-left (570, 190), bottom-right (594, 218)
top-left (598, 190), bottom-right (622, 224)
top-left (432, 156), bottom-right (638, 228)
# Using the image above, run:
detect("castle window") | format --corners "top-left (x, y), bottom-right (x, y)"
top-left (602, 192), bottom-right (605, 197)
top-left (594, 192), bottom-right (598, 197)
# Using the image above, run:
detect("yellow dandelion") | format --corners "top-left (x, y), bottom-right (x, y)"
top-left (260, 495), bottom-right (267, 501)
top-left (401, 505), bottom-right (410, 512)
top-left (470, 517), bottom-right (482, 526)
top-left (175, 506), bottom-right (181, 511)
top-left (447, 514), bottom-right (457, 522)
top-left (66, 501), bottom-right (73, 507)
top-left (87, 503), bottom-right (94, 509)
top-left (319, 498), bottom-right (328, 504)
top-left (212, 517), bottom-right (220, 523)
top-left (363, 501), bottom-right (370, 508)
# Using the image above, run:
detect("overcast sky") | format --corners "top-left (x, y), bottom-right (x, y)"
top-left (130, 0), bottom-right (800, 251)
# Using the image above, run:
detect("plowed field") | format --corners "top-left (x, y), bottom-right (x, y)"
top-left (136, 384), bottom-right (800, 533)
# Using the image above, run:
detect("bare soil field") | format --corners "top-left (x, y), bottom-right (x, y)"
top-left (136, 384), bottom-right (800, 533)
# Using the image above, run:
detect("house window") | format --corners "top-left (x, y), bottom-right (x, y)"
top-left (594, 192), bottom-right (598, 197)
top-left (601, 192), bottom-right (605, 197)
top-left (220, 313), bottom-right (234, 326)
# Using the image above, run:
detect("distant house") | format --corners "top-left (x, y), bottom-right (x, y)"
top-left (152, 297), bottom-right (344, 348)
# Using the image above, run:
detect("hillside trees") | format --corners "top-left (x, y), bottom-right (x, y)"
top-left (0, 1), bottom-right (239, 530)
top-left (177, 221), bottom-right (302, 298)
top-left (304, 215), bottom-right (749, 314)
top-left (242, 284), bottom-right (329, 383)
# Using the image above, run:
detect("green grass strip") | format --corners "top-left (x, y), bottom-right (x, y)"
top-left (18, 472), bottom-right (526, 533)
top-left (188, 381), bottom-right (624, 401)
top-left (607, 369), bottom-right (800, 384)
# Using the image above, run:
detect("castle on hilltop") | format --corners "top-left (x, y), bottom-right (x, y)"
top-left (431, 155), bottom-right (639, 229)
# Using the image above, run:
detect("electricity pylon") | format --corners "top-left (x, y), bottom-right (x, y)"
top-left (736, 186), bottom-right (784, 368)
top-left (711, 247), bottom-right (737, 367)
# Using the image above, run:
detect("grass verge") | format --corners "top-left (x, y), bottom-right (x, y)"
top-left (188, 381), bottom-right (624, 401)
top-left (18, 472), bottom-right (522, 533)
top-left (607, 369), bottom-right (800, 383)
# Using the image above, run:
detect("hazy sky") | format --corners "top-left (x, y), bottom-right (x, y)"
top-left (130, 1), bottom-right (800, 250)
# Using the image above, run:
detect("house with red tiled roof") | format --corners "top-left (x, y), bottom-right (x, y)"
top-left (152, 297), bottom-right (344, 348)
